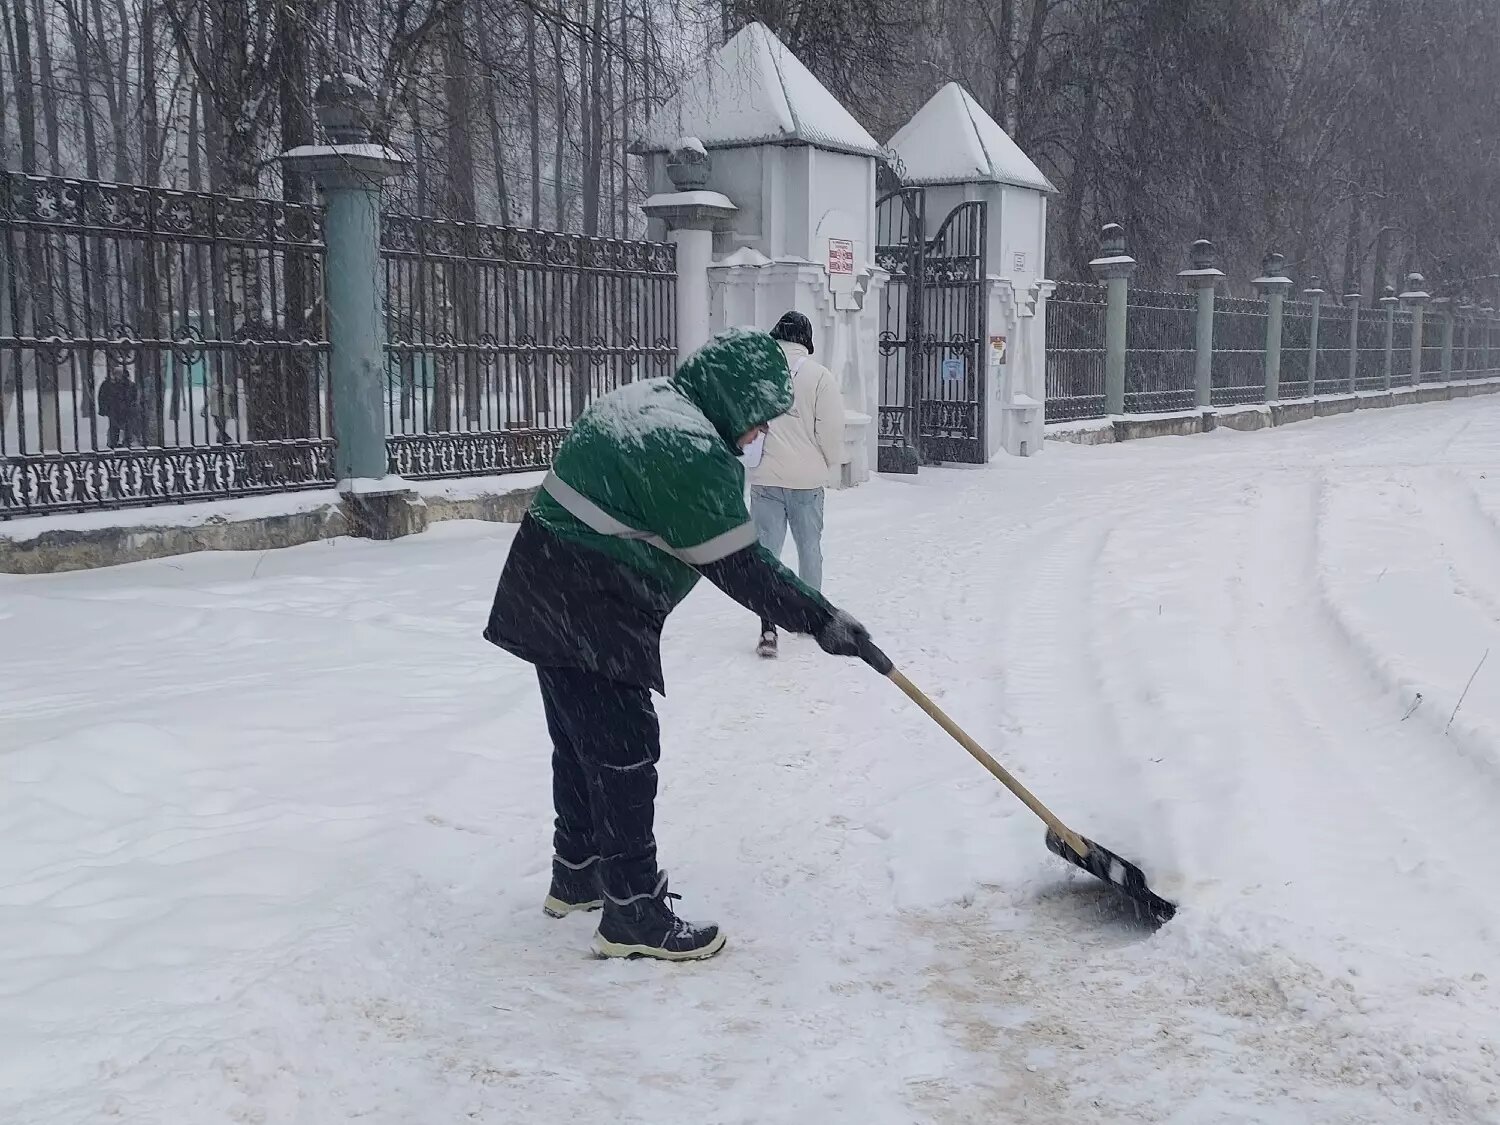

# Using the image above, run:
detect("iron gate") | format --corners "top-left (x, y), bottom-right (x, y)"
top-left (875, 190), bottom-right (989, 471)
top-left (919, 201), bottom-right (988, 463)
top-left (875, 188), bottom-right (924, 473)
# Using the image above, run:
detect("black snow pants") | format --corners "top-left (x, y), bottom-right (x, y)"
top-left (536, 665), bottom-right (661, 902)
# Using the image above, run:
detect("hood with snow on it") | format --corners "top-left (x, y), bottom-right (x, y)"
top-left (670, 328), bottom-right (792, 448)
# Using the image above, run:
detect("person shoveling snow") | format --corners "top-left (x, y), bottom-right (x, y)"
top-left (484, 327), bottom-right (878, 962)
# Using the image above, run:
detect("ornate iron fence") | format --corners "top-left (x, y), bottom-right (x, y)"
top-left (1044, 281), bottom-right (1107, 421)
top-left (1420, 313), bottom-right (1447, 381)
top-left (1470, 315), bottom-right (1500, 378)
top-left (1279, 300), bottom-right (1315, 399)
top-left (1390, 309), bottom-right (1415, 387)
top-left (1354, 306), bottom-right (1387, 391)
top-left (1210, 297), bottom-right (1269, 406)
top-left (0, 173), bottom-right (333, 517)
top-left (380, 216), bottom-right (675, 479)
top-left (1315, 303), bottom-right (1354, 395)
top-left (1123, 288), bottom-right (1196, 414)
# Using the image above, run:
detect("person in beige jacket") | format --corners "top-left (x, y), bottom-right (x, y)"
top-left (747, 311), bottom-right (845, 657)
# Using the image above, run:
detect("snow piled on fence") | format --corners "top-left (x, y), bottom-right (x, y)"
top-left (4, 397), bottom-right (1500, 1123)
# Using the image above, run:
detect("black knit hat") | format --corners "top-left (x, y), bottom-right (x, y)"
top-left (769, 310), bottom-right (814, 355)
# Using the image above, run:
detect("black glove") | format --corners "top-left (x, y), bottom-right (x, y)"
top-left (816, 608), bottom-right (868, 656)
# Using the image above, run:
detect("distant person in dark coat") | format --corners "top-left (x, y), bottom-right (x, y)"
top-left (97, 363), bottom-right (139, 449)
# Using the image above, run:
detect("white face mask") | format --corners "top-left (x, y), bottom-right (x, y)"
top-left (740, 430), bottom-right (766, 468)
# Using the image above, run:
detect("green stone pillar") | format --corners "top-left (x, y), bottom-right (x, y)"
top-left (1089, 224), bottom-right (1136, 416)
top-left (1253, 252), bottom-right (1292, 402)
top-left (1344, 292), bottom-right (1361, 393)
top-left (1379, 285), bottom-right (1400, 390)
top-left (1400, 273), bottom-right (1430, 385)
top-left (1178, 238), bottom-right (1224, 411)
top-left (280, 75), bottom-right (426, 539)
top-left (1303, 278), bottom-right (1325, 397)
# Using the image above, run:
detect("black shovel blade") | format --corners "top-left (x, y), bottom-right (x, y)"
top-left (1045, 828), bottom-right (1177, 925)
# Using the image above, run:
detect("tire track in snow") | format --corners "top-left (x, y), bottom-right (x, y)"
top-left (905, 467), bottom-right (1500, 1124)
top-left (1413, 466), bottom-right (1500, 625)
top-left (1227, 472), bottom-right (1500, 1119)
top-left (1313, 472), bottom-right (1500, 782)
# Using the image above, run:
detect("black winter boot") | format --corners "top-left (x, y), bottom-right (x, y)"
top-left (592, 872), bottom-right (726, 961)
top-left (543, 855), bottom-right (603, 918)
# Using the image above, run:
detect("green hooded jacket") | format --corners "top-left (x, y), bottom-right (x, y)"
top-left (484, 327), bottom-right (835, 692)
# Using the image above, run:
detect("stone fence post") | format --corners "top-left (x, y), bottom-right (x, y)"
top-left (1252, 252), bottom-right (1292, 402)
top-left (1178, 238), bottom-right (1223, 411)
top-left (640, 141), bottom-right (739, 365)
top-left (1379, 285), bottom-right (1400, 390)
top-left (1400, 273), bottom-right (1430, 385)
top-left (1344, 292), bottom-right (1361, 393)
top-left (280, 75), bottom-right (425, 539)
top-left (1303, 277), bottom-right (1325, 396)
top-left (1089, 224), bottom-right (1136, 416)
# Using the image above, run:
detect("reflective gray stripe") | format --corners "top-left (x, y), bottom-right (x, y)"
top-left (542, 471), bottom-right (757, 566)
top-left (604, 871), bottom-right (669, 908)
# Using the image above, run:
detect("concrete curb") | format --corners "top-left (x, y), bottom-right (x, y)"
top-left (1, 483), bottom-right (540, 575)
top-left (1044, 379), bottom-right (1500, 448)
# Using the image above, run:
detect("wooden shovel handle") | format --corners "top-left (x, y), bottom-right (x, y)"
top-left (874, 657), bottom-right (1091, 859)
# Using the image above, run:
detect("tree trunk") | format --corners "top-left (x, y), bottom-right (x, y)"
top-left (279, 0), bottom-right (313, 204)
top-left (582, 0), bottom-right (606, 236)
top-left (476, 8), bottom-right (513, 226)
top-left (442, 2), bottom-right (478, 222)
top-left (273, 0), bottom-right (316, 442)
top-left (7, 0), bottom-right (56, 448)
top-left (62, 0), bottom-right (101, 179)
top-left (441, 0), bottom-right (480, 427)
top-left (618, 0), bottom-right (630, 237)
top-left (91, 0), bottom-right (132, 182)
top-left (527, 7), bottom-right (541, 228)
top-left (1016, 0), bottom-right (1051, 147)
top-left (30, 0), bottom-right (62, 175)
top-left (1372, 221), bottom-right (1392, 302)
top-left (1062, 23), bottom-right (1104, 277)
top-left (1000, 0), bottom-right (1018, 138)
top-left (606, 0), bottom-right (618, 238)
top-left (552, 20), bottom-right (566, 231)
top-left (8, 0), bottom-right (39, 173)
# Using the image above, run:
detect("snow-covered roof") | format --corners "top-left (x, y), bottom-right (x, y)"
top-left (888, 84), bottom-right (1055, 193)
top-left (633, 23), bottom-right (882, 158)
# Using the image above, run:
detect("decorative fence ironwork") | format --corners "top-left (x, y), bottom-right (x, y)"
top-left (380, 216), bottom-right (676, 479)
top-left (1044, 281), bottom-right (1107, 421)
top-left (1210, 297), bottom-right (1269, 406)
top-left (1, 173), bottom-right (333, 517)
top-left (1123, 288), bottom-right (1196, 414)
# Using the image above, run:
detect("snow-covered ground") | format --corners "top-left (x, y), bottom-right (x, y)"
top-left (5, 398), bottom-right (1500, 1124)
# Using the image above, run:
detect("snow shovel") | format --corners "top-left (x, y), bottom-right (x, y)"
top-left (860, 643), bottom-right (1177, 925)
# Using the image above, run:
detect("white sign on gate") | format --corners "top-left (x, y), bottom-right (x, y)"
top-left (827, 238), bottom-right (854, 275)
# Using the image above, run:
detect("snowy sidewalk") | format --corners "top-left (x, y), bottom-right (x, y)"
top-left (4, 398), bottom-right (1500, 1123)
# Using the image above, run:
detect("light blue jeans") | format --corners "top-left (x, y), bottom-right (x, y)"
top-left (751, 485), bottom-right (824, 632)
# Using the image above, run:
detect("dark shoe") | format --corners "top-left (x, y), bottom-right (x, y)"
top-left (592, 872), bottom-right (726, 961)
top-left (756, 628), bottom-right (778, 658)
top-left (543, 854), bottom-right (603, 918)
